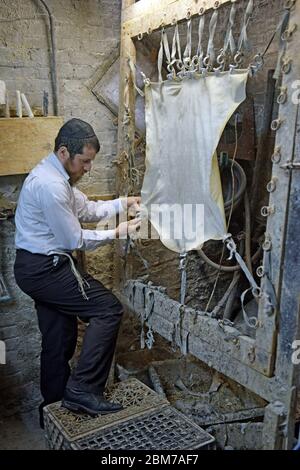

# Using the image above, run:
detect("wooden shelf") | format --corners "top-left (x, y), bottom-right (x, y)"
top-left (0, 117), bottom-right (63, 176)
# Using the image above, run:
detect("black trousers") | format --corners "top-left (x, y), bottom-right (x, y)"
top-left (14, 249), bottom-right (123, 408)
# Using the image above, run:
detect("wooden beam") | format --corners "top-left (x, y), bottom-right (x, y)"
top-left (0, 117), bottom-right (63, 176)
top-left (256, 0), bottom-right (300, 376)
top-left (122, 0), bottom-right (232, 38)
top-left (119, 286), bottom-right (288, 403)
top-left (121, 280), bottom-right (290, 401)
top-left (114, 0), bottom-right (137, 293)
top-left (262, 402), bottom-right (286, 450)
top-left (88, 194), bottom-right (116, 201)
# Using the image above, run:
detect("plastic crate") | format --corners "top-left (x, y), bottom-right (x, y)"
top-left (44, 378), bottom-right (215, 450)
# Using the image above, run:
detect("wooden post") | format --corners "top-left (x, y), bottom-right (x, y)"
top-left (260, 0), bottom-right (300, 448)
top-left (262, 401), bottom-right (286, 450)
top-left (255, 0), bottom-right (300, 378)
top-left (114, 0), bottom-right (137, 293)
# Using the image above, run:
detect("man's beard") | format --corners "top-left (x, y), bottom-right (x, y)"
top-left (69, 174), bottom-right (83, 186)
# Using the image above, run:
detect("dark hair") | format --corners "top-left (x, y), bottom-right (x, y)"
top-left (54, 118), bottom-right (100, 158)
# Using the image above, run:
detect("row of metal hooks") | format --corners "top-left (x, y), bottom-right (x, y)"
top-left (136, 0), bottom-right (296, 40)
top-left (257, 0), bottom-right (297, 286)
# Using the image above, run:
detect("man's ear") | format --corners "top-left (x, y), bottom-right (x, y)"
top-left (57, 146), bottom-right (70, 163)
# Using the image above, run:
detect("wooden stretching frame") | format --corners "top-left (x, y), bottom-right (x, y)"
top-left (116, 0), bottom-right (300, 449)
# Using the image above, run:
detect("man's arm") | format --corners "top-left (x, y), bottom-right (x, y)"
top-left (73, 187), bottom-right (124, 223)
top-left (40, 182), bottom-right (116, 251)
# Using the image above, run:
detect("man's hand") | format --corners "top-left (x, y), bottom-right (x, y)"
top-left (127, 196), bottom-right (141, 207)
top-left (121, 196), bottom-right (141, 217)
top-left (116, 218), bottom-right (141, 239)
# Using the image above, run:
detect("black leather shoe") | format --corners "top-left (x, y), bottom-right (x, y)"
top-left (61, 387), bottom-right (123, 416)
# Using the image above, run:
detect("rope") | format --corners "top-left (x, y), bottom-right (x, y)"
top-left (171, 23), bottom-right (182, 72)
top-left (50, 251), bottom-right (90, 300)
top-left (223, 1), bottom-right (237, 56)
top-left (183, 19), bottom-right (192, 64)
top-left (196, 14), bottom-right (205, 60)
top-left (206, 9), bottom-right (219, 67)
top-left (158, 28), bottom-right (172, 81)
top-left (157, 29), bottom-right (164, 82)
top-left (237, 0), bottom-right (254, 52)
top-left (179, 252), bottom-right (188, 305)
top-left (205, 115), bottom-right (239, 313)
top-left (225, 237), bottom-right (259, 329)
top-left (127, 58), bottom-right (145, 97)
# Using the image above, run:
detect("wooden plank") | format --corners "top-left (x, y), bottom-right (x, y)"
top-left (123, 281), bottom-right (278, 380)
top-left (0, 117), bottom-right (63, 176)
top-left (122, 0), bottom-right (232, 38)
top-left (114, 0), bottom-right (137, 293)
top-left (118, 289), bottom-right (288, 404)
top-left (262, 402), bottom-right (286, 450)
top-left (255, 4), bottom-right (300, 374)
top-left (274, 98), bottom-right (300, 448)
top-left (85, 44), bottom-right (120, 92)
top-left (88, 194), bottom-right (116, 201)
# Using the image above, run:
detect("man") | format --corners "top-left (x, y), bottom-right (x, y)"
top-left (14, 118), bottom-right (141, 427)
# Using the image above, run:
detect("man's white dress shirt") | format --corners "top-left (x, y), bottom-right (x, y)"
top-left (15, 153), bottom-right (123, 254)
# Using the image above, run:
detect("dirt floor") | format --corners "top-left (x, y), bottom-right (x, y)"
top-left (0, 410), bottom-right (46, 450)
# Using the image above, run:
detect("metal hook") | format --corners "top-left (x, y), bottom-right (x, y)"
top-left (262, 234), bottom-right (272, 252)
top-left (256, 266), bottom-right (264, 278)
top-left (271, 146), bottom-right (282, 164)
top-left (266, 177), bottom-right (278, 193)
top-left (281, 24), bottom-right (297, 41)
top-left (254, 53), bottom-right (264, 66)
top-left (281, 58), bottom-right (292, 74)
top-left (277, 86), bottom-right (288, 104)
top-left (217, 50), bottom-right (225, 65)
top-left (167, 62), bottom-right (176, 73)
top-left (261, 205), bottom-right (275, 217)
top-left (252, 287), bottom-right (262, 299)
top-left (176, 59), bottom-right (184, 71)
top-left (191, 55), bottom-right (200, 67)
top-left (284, 0), bottom-right (296, 9)
top-left (203, 55), bottom-right (211, 68)
top-left (234, 51), bottom-right (243, 65)
top-left (271, 118), bottom-right (283, 131)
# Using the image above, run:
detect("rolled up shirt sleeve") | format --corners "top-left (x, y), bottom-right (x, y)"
top-left (73, 187), bottom-right (124, 223)
top-left (40, 181), bottom-right (116, 251)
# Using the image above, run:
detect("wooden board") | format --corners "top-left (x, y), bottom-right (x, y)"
top-left (256, 2), bottom-right (300, 372)
top-left (123, 281), bottom-right (280, 385)
top-left (0, 117), bottom-right (64, 176)
top-left (122, 0), bottom-right (232, 38)
top-left (119, 283), bottom-right (289, 404)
